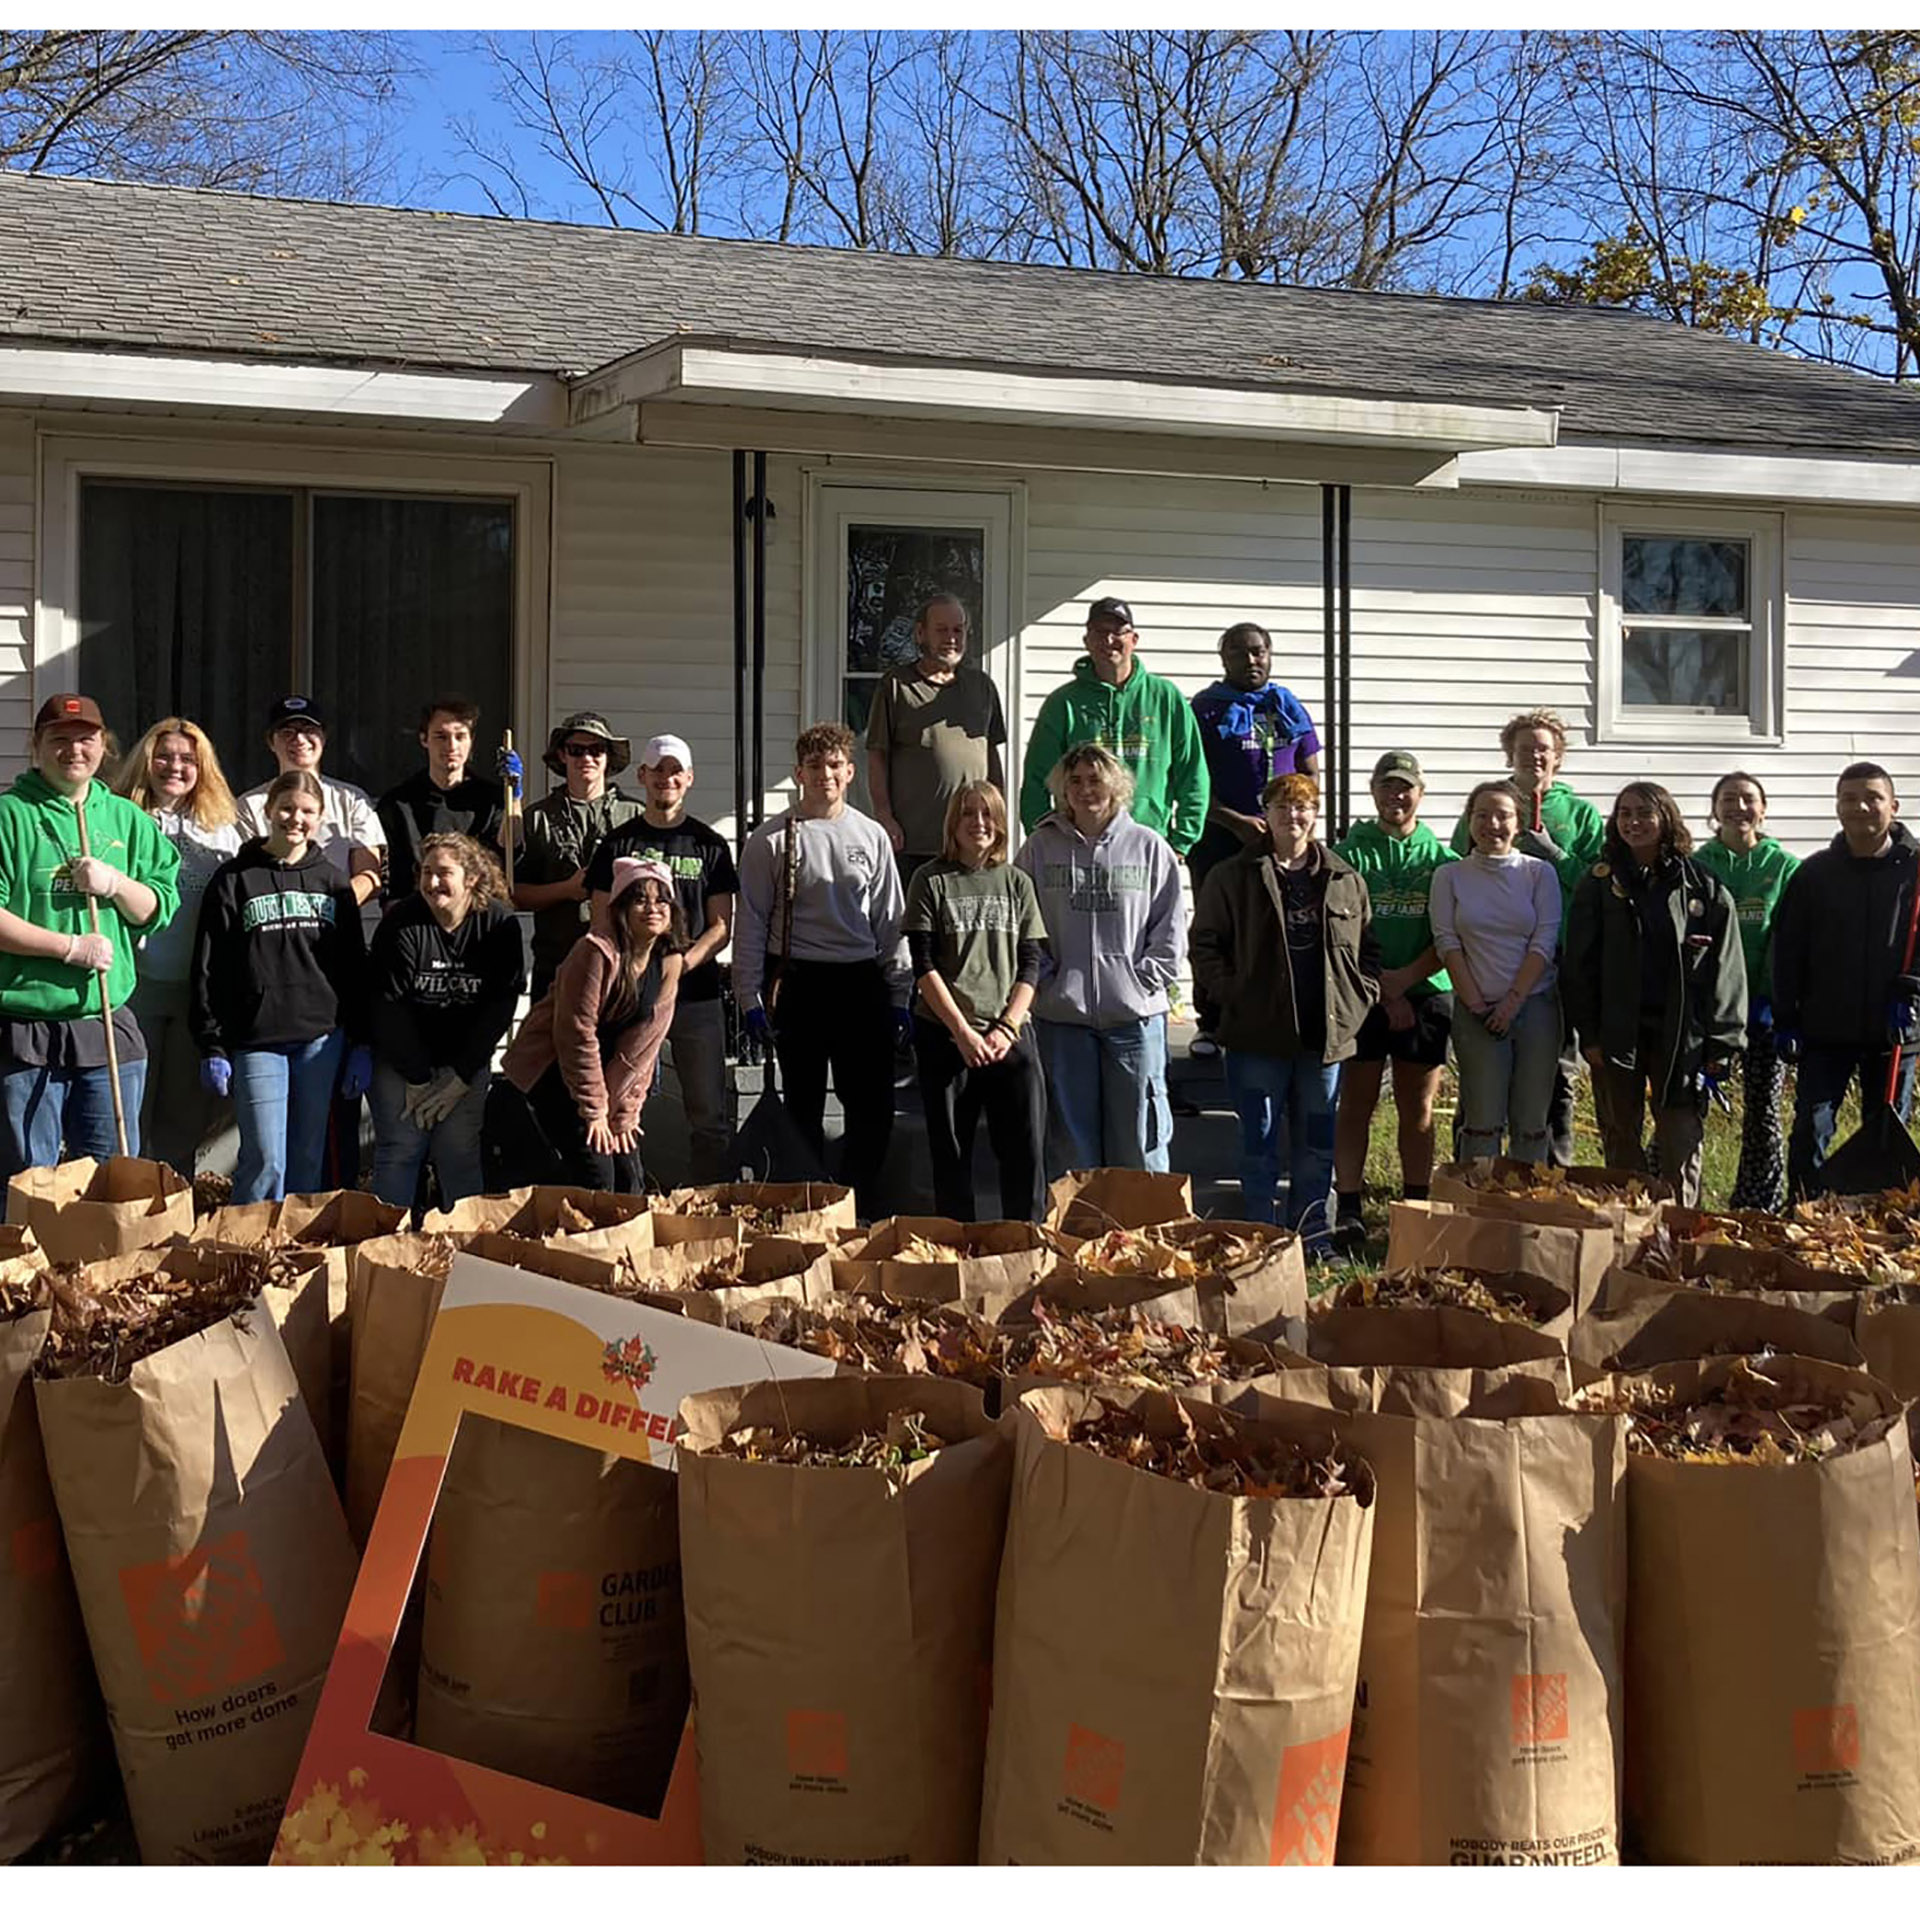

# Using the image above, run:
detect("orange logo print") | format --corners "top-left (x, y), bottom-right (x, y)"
top-left (536, 1571), bottom-right (593, 1632)
top-left (1271, 1727), bottom-right (1350, 1865)
top-left (10, 1516), bottom-right (58, 1580)
top-left (1794, 1705), bottom-right (1860, 1774)
top-left (1062, 1723), bottom-right (1126, 1813)
top-left (1512, 1672), bottom-right (1570, 1746)
top-left (118, 1531), bottom-right (284, 1705)
top-left (786, 1708), bottom-right (848, 1778)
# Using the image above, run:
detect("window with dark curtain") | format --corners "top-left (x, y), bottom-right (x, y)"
top-left (310, 495), bottom-right (515, 800)
top-left (76, 481), bottom-right (294, 785)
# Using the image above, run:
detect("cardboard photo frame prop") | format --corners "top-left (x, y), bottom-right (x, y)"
top-left (273, 1249), bottom-right (836, 1866)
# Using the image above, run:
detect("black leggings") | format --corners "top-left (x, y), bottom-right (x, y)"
top-left (484, 1066), bottom-right (643, 1194)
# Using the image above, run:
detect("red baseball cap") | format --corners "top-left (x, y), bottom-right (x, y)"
top-left (33, 694), bottom-right (105, 731)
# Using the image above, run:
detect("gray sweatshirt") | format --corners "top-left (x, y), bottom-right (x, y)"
top-left (734, 805), bottom-right (909, 1009)
top-left (1430, 849), bottom-right (1561, 1000)
top-left (1013, 808), bottom-right (1186, 1028)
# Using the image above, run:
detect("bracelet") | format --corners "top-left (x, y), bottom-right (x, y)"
top-left (988, 1015), bottom-right (1020, 1040)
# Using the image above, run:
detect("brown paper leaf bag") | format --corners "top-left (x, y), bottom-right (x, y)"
top-left (978, 1384), bottom-right (1373, 1864)
top-left (662, 1181), bottom-right (856, 1242)
top-left (678, 1375), bottom-right (1009, 1864)
top-left (1388, 1199), bottom-right (1613, 1319)
top-left (1048, 1219), bottom-right (1307, 1338)
top-left (1600, 1353), bottom-right (1920, 1864)
top-left (415, 1415), bottom-right (690, 1819)
top-left (6, 1155), bottom-right (194, 1264)
top-left (1, 1271), bottom-right (107, 1862)
top-left (833, 1216), bottom-right (1054, 1303)
top-left (1571, 1287), bottom-right (1864, 1377)
top-left (1308, 1296), bottom-right (1574, 1375)
top-left (1043, 1167), bottom-right (1193, 1239)
top-left (1857, 1286), bottom-right (1920, 1398)
top-left (36, 1301), bottom-right (356, 1864)
top-left (1431, 1159), bottom-right (1672, 1244)
top-left (426, 1183), bottom-right (655, 1257)
top-left (1234, 1362), bottom-right (1628, 1865)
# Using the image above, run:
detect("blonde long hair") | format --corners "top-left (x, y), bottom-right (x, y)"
top-left (114, 717), bottom-right (239, 829)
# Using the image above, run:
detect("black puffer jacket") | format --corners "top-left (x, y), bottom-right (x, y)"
top-left (1773, 822), bottom-right (1920, 1048)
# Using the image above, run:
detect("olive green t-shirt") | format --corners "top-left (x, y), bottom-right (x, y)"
top-left (903, 859), bottom-right (1047, 1030)
top-left (865, 665), bottom-right (1007, 855)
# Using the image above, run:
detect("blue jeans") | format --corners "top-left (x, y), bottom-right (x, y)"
top-left (0, 1056), bottom-right (147, 1175)
top-left (1224, 1049), bottom-right (1338, 1237)
top-left (231, 1033), bottom-right (345, 1204)
top-left (1450, 989), bottom-right (1560, 1163)
top-left (1036, 1015), bottom-right (1171, 1175)
top-left (369, 1060), bottom-right (489, 1212)
top-left (1788, 1040), bottom-right (1919, 1200)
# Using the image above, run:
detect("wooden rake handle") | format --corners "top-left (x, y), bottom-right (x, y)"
top-left (73, 796), bottom-right (129, 1157)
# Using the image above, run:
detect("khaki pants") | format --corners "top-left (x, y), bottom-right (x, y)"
top-left (1592, 1059), bottom-right (1704, 1207)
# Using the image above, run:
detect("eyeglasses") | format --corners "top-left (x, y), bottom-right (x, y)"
top-left (563, 741), bottom-right (609, 758)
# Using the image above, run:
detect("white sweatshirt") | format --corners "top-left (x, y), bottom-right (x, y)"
top-left (1430, 849), bottom-right (1561, 999)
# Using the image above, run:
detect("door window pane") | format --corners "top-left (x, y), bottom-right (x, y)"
top-left (310, 495), bottom-right (515, 800)
top-left (841, 522), bottom-right (985, 812)
top-left (1622, 537), bottom-right (1748, 618)
top-left (77, 481), bottom-right (294, 777)
top-left (1622, 626), bottom-right (1749, 710)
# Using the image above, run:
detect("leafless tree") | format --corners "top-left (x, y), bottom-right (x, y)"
top-left (0, 30), bottom-right (409, 199)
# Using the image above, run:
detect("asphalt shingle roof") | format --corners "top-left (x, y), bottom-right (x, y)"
top-left (7, 169), bottom-right (1920, 456)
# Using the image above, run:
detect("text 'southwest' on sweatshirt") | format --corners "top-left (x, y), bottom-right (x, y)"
top-left (1012, 807), bottom-right (1186, 1028)
top-left (190, 840), bottom-right (366, 1056)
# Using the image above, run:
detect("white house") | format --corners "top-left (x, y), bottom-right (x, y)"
top-left (5, 168), bottom-right (1920, 859)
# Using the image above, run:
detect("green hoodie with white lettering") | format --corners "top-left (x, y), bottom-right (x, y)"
top-left (0, 769), bottom-right (180, 1020)
top-left (1695, 834), bottom-right (1799, 998)
top-left (1333, 817), bottom-right (1456, 995)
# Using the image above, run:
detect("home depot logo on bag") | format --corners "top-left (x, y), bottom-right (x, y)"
top-left (118, 1532), bottom-right (284, 1705)
top-left (1793, 1705), bottom-right (1861, 1782)
top-left (1271, 1727), bottom-right (1349, 1865)
top-left (1511, 1672), bottom-right (1571, 1752)
top-left (786, 1708), bottom-right (848, 1791)
top-left (1059, 1722), bottom-right (1125, 1828)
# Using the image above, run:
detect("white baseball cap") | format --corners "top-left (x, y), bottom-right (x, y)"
top-left (642, 733), bottom-right (694, 770)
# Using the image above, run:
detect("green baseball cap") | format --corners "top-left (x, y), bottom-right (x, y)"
top-left (1372, 749), bottom-right (1425, 785)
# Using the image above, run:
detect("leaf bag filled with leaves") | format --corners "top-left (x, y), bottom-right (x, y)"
top-left (627, 1233), bottom-right (835, 1321)
top-left (730, 1292), bottom-right (1006, 1389)
top-left (1309, 1274), bottom-right (1575, 1369)
top-left (6, 1154), bottom-right (194, 1264)
top-left (1570, 1286), bottom-right (1865, 1379)
top-left (1043, 1167), bottom-right (1194, 1239)
top-left (0, 1235), bottom-right (108, 1862)
top-left (978, 1384), bottom-right (1373, 1865)
top-left (1048, 1218), bottom-right (1307, 1338)
top-left (1579, 1353), bottom-right (1920, 1864)
top-left (414, 1414), bottom-right (690, 1822)
top-left (424, 1183), bottom-right (656, 1257)
top-left (1387, 1199), bottom-right (1612, 1320)
top-left (678, 1374), bottom-right (1010, 1865)
top-left (1429, 1159), bottom-right (1672, 1247)
top-left (661, 1181), bottom-right (856, 1242)
top-left (1857, 1284), bottom-right (1920, 1399)
top-left (833, 1215), bottom-right (1055, 1304)
top-left (995, 1294), bottom-right (1283, 1403)
top-left (33, 1257), bottom-right (356, 1864)
top-left (1230, 1352), bottom-right (1629, 1865)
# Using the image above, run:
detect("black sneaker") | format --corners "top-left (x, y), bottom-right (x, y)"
top-left (1329, 1214), bottom-right (1367, 1256)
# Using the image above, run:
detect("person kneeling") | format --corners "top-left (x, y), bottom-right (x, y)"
top-left (488, 857), bottom-right (683, 1193)
top-left (1191, 773), bottom-right (1379, 1247)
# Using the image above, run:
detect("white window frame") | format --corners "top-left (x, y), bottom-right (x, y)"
top-left (1597, 500), bottom-right (1783, 745)
top-left (36, 428), bottom-right (552, 752)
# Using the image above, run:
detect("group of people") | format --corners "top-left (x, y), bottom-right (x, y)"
top-left (0, 591), bottom-right (1906, 1239)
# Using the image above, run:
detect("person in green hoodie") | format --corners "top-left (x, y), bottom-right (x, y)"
top-left (1331, 750), bottom-right (1457, 1250)
top-left (1449, 708), bottom-right (1606, 1167)
top-left (1695, 770), bottom-right (1799, 1210)
top-left (1017, 597), bottom-right (1210, 855)
top-left (0, 694), bottom-right (180, 1173)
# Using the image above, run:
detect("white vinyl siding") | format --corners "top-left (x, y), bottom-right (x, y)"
top-left (0, 416), bottom-right (34, 778)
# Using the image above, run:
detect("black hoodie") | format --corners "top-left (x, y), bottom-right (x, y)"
top-left (367, 892), bottom-right (526, 1083)
top-left (190, 840), bottom-right (367, 1057)
top-left (1772, 820), bottom-right (1919, 1049)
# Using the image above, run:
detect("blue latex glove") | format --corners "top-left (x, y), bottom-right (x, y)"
top-left (1775, 1027), bottom-right (1803, 1062)
top-left (1749, 994), bottom-right (1773, 1036)
top-left (496, 746), bottom-right (523, 786)
top-left (200, 1056), bottom-right (232, 1098)
top-left (744, 1007), bottom-right (771, 1043)
top-left (893, 1007), bottom-right (915, 1045)
top-left (340, 1044), bottom-right (373, 1100)
top-left (1890, 975), bottom-right (1920, 1046)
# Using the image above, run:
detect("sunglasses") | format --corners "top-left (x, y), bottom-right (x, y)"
top-left (563, 740), bottom-right (609, 758)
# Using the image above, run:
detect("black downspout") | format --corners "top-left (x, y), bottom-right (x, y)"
top-left (732, 450), bottom-right (749, 867)
top-left (1336, 483), bottom-right (1353, 842)
top-left (1320, 485), bottom-right (1338, 836)
top-left (750, 451), bottom-right (768, 831)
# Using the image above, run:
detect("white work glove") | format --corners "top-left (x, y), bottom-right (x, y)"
top-left (65, 932), bottom-right (114, 972)
top-left (411, 1067), bottom-right (469, 1129)
top-left (64, 856), bottom-right (121, 900)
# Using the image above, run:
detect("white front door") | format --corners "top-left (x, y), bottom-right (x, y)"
top-left (807, 480), bottom-right (1017, 818)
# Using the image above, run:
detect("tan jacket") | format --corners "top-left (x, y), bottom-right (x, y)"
top-left (502, 932), bottom-right (678, 1133)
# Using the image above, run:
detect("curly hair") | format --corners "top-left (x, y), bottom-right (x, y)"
top-left (1498, 708), bottom-right (1570, 760)
top-left (794, 722), bottom-right (856, 765)
top-left (417, 832), bottom-right (506, 909)
top-left (1045, 742), bottom-right (1135, 814)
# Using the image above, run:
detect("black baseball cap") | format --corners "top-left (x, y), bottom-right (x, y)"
top-left (1086, 596), bottom-right (1136, 630)
top-left (266, 695), bottom-right (326, 733)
